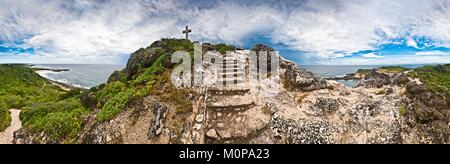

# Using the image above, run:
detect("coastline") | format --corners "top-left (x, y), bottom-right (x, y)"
top-left (33, 68), bottom-right (80, 91)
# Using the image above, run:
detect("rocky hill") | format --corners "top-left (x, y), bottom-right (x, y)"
top-left (6, 39), bottom-right (450, 144)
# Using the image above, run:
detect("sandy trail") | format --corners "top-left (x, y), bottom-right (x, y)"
top-left (0, 109), bottom-right (22, 144)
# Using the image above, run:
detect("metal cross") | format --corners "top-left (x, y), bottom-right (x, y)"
top-left (183, 26), bottom-right (192, 40)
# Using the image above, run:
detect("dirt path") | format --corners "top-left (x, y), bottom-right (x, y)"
top-left (0, 109), bottom-right (22, 144)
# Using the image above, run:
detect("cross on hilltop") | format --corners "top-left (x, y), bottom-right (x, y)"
top-left (183, 26), bottom-right (192, 40)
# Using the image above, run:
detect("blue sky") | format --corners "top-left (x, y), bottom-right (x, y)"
top-left (1, 0), bottom-right (450, 65)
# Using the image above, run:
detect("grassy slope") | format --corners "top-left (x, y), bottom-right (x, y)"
top-left (411, 64), bottom-right (450, 93)
top-left (379, 66), bottom-right (410, 74)
top-left (0, 64), bottom-right (88, 142)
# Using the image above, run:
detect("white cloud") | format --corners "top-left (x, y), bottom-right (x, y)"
top-left (361, 53), bottom-right (384, 58)
top-left (0, 0), bottom-right (450, 64)
top-left (273, 0), bottom-right (450, 59)
top-left (415, 51), bottom-right (449, 56)
top-left (322, 55), bottom-right (450, 65)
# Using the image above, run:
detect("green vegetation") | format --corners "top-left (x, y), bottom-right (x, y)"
top-left (96, 89), bottom-right (132, 122)
top-left (93, 39), bottom-right (198, 122)
top-left (0, 64), bottom-right (87, 142)
top-left (356, 69), bottom-right (372, 76)
top-left (0, 39), bottom-right (231, 142)
top-left (0, 107), bottom-right (11, 132)
top-left (410, 64), bottom-right (450, 93)
top-left (213, 43), bottom-right (235, 54)
top-left (20, 97), bottom-right (88, 142)
top-left (379, 66), bottom-right (410, 73)
top-left (296, 94), bottom-right (309, 104)
top-left (133, 54), bottom-right (166, 85)
top-left (376, 90), bottom-right (386, 95)
top-left (399, 105), bottom-right (407, 117)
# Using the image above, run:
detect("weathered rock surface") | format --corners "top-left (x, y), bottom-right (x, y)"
top-left (77, 96), bottom-right (172, 144)
top-left (281, 60), bottom-right (327, 91)
top-left (358, 70), bottom-right (391, 88)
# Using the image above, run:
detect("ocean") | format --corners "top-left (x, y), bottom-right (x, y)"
top-left (33, 64), bottom-right (125, 89)
top-left (32, 64), bottom-right (434, 89)
top-left (301, 64), bottom-right (434, 87)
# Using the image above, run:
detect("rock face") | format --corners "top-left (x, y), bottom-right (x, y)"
top-left (77, 96), bottom-right (171, 144)
top-left (124, 48), bottom-right (166, 80)
top-left (281, 60), bottom-right (327, 91)
top-left (401, 81), bottom-right (450, 143)
top-left (309, 97), bottom-right (339, 116)
top-left (358, 70), bottom-right (390, 88)
top-left (251, 44), bottom-right (327, 91)
top-left (148, 105), bottom-right (167, 139)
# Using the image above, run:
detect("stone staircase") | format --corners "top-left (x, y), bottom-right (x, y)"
top-left (215, 56), bottom-right (246, 88)
top-left (202, 52), bottom-right (270, 143)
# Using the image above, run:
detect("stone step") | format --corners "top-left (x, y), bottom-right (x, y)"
top-left (222, 57), bottom-right (238, 61)
top-left (216, 64), bottom-right (238, 68)
top-left (217, 68), bottom-right (239, 73)
top-left (207, 94), bottom-right (254, 109)
top-left (216, 60), bottom-right (238, 64)
top-left (207, 101), bottom-right (255, 110)
top-left (218, 71), bottom-right (244, 76)
top-left (205, 107), bottom-right (270, 143)
top-left (207, 88), bottom-right (250, 95)
top-left (217, 79), bottom-right (245, 85)
top-left (217, 75), bottom-right (245, 81)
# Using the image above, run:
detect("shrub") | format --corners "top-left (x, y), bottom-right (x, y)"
top-left (20, 97), bottom-right (88, 142)
top-left (96, 81), bottom-right (127, 101)
top-left (133, 54), bottom-right (166, 85)
top-left (399, 105), bottom-right (407, 117)
top-left (96, 90), bottom-right (133, 122)
top-left (214, 43), bottom-right (235, 54)
top-left (413, 64), bottom-right (450, 93)
top-left (376, 90), bottom-right (386, 95)
top-left (29, 110), bottom-right (84, 141)
top-left (59, 88), bottom-right (81, 100)
top-left (0, 107), bottom-right (11, 132)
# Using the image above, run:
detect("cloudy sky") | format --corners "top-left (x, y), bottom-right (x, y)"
top-left (1, 0), bottom-right (450, 65)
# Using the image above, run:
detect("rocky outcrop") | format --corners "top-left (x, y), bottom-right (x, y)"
top-left (13, 128), bottom-right (55, 144)
top-left (123, 47), bottom-right (166, 80)
top-left (309, 97), bottom-right (339, 116)
top-left (107, 71), bottom-right (122, 83)
top-left (398, 81), bottom-right (450, 143)
top-left (251, 44), bottom-right (327, 92)
top-left (77, 96), bottom-right (171, 144)
top-left (148, 105), bottom-right (167, 139)
top-left (281, 60), bottom-right (327, 91)
top-left (358, 70), bottom-right (390, 88)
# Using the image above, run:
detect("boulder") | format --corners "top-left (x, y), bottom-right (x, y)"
top-left (148, 105), bottom-right (167, 139)
top-left (357, 70), bottom-right (390, 88)
top-left (309, 97), bottom-right (339, 116)
top-left (391, 74), bottom-right (410, 86)
top-left (206, 129), bottom-right (218, 139)
top-left (281, 60), bottom-right (327, 91)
